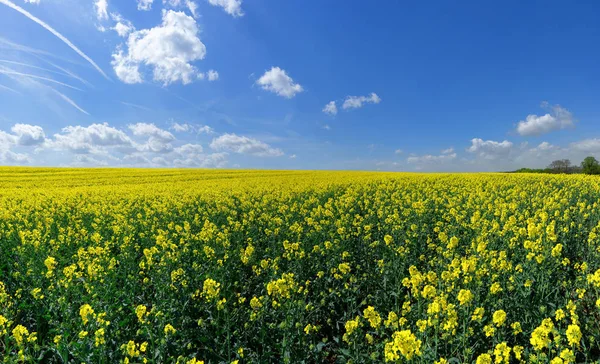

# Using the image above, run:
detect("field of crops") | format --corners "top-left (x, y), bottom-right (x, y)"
top-left (1, 168), bottom-right (600, 363)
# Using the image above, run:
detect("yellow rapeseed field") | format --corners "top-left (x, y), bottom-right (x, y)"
top-left (1, 168), bottom-right (600, 363)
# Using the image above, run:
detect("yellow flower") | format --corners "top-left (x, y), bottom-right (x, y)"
top-left (490, 282), bottom-right (502, 294)
top-left (202, 278), bottom-right (221, 301)
top-left (384, 330), bottom-right (422, 361)
top-left (555, 309), bottom-right (565, 321)
top-left (476, 353), bottom-right (492, 364)
top-left (79, 304), bottom-right (95, 325)
top-left (511, 322), bottom-right (522, 335)
top-left (483, 325), bottom-right (495, 337)
top-left (566, 324), bottom-right (582, 347)
top-left (493, 342), bottom-right (511, 364)
top-left (250, 296), bottom-right (262, 310)
top-left (512, 346), bottom-right (523, 360)
top-left (492, 310), bottom-right (507, 327)
top-left (136, 305), bottom-right (148, 323)
top-left (78, 330), bottom-right (88, 339)
top-left (471, 307), bottom-right (484, 322)
top-left (30, 288), bottom-right (44, 300)
top-left (363, 306), bottom-right (381, 329)
top-left (164, 324), bottom-right (177, 335)
top-left (365, 333), bottom-right (374, 344)
top-left (560, 348), bottom-right (575, 363)
top-left (457, 289), bottom-right (473, 305)
top-left (12, 325), bottom-right (29, 346)
top-left (530, 318), bottom-right (554, 351)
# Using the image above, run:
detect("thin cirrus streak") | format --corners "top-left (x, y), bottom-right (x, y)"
top-left (49, 87), bottom-right (89, 115)
top-left (120, 101), bottom-right (152, 111)
top-left (0, 69), bottom-right (84, 91)
top-left (0, 83), bottom-right (21, 95)
top-left (0, 59), bottom-right (73, 78)
top-left (32, 54), bottom-right (92, 87)
top-left (0, 0), bottom-right (110, 80)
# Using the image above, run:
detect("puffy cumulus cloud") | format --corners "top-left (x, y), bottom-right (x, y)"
top-left (208, 0), bottom-right (243, 17)
top-left (111, 13), bottom-right (135, 38)
top-left (128, 123), bottom-right (175, 153)
top-left (95, 0), bottom-right (108, 21)
top-left (173, 144), bottom-right (227, 167)
top-left (174, 143), bottom-right (203, 155)
top-left (11, 124), bottom-right (45, 146)
top-left (467, 138), bottom-right (513, 159)
top-left (170, 122), bottom-right (214, 134)
top-left (47, 123), bottom-right (135, 154)
top-left (342, 93), bottom-right (381, 110)
top-left (137, 0), bottom-right (153, 11)
top-left (128, 123), bottom-right (175, 141)
top-left (111, 10), bottom-right (207, 85)
top-left (516, 102), bottom-right (575, 136)
top-left (210, 133), bottom-right (284, 157)
top-left (256, 67), bottom-right (303, 98)
top-left (207, 69), bottom-right (219, 81)
top-left (322, 101), bottom-right (337, 116)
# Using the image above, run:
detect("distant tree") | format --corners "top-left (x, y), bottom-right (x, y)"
top-left (548, 159), bottom-right (572, 173)
top-left (581, 156), bottom-right (600, 175)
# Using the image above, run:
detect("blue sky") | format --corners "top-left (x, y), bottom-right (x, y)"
top-left (1, 0), bottom-right (600, 170)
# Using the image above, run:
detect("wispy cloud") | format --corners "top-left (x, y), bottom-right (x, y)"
top-left (0, 59), bottom-right (73, 78)
top-left (121, 101), bottom-right (152, 111)
top-left (33, 55), bottom-right (91, 87)
top-left (0, 0), bottom-right (110, 79)
top-left (49, 87), bottom-right (89, 115)
top-left (0, 68), bottom-right (83, 91)
top-left (0, 83), bottom-right (21, 95)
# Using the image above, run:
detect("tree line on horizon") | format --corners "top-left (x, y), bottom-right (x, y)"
top-left (511, 156), bottom-right (600, 175)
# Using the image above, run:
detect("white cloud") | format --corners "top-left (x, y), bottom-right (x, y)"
top-left (441, 147), bottom-right (454, 154)
top-left (342, 93), bottom-right (381, 110)
top-left (172, 122), bottom-right (190, 132)
top-left (111, 13), bottom-right (134, 37)
top-left (289, 154), bottom-right (296, 159)
top-left (407, 152), bottom-right (457, 164)
top-left (128, 123), bottom-right (175, 141)
top-left (95, 0), bottom-right (108, 21)
top-left (111, 10), bottom-right (206, 85)
top-left (11, 123), bottom-right (45, 145)
top-left (210, 133), bottom-right (284, 157)
top-left (129, 123), bottom-right (175, 153)
top-left (207, 69), bottom-right (219, 81)
top-left (394, 149), bottom-right (403, 154)
top-left (170, 122), bottom-right (214, 134)
top-left (467, 138), bottom-right (513, 159)
top-left (23, 0), bottom-right (39, 3)
top-left (322, 124), bottom-right (331, 131)
top-left (516, 102), bottom-right (575, 136)
top-left (186, 0), bottom-right (198, 17)
top-left (175, 143), bottom-right (203, 155)
top-left (256, 67), bottom-right (303, 98)
top-left (174, 144), bottom-right (227, 167)
top-left (322, 101), bottom-right (337, 115)
top-left (207, 0), bottom-right (243, 17)
top-left (48, 123), bottom-right (135, 154)
top-left (111, 48), bottom-right (142, 84)
top-left (137, 0), bottom-right (153, 10)
top-left (197, 125), bottom-right (214, 134)
top-left (570, 139), bottom-right (600, 153)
